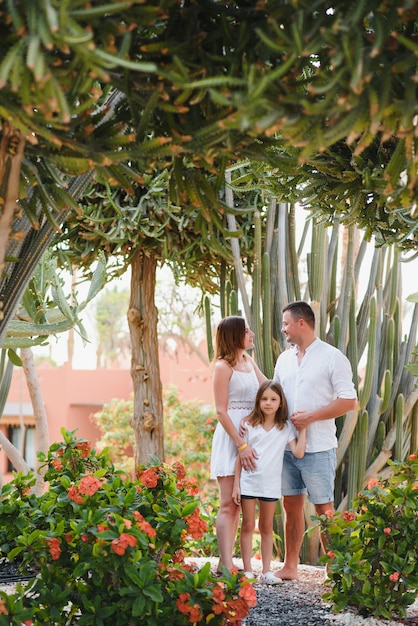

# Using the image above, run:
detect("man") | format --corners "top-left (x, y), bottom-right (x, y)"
top-left (273, 301), bottom-right (357, 581)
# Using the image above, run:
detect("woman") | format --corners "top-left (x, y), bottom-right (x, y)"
top-left (210, 316), bottom-right (266, 573)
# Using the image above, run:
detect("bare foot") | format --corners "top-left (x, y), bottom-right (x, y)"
top-left (274, 566), bottom-right (299, 581)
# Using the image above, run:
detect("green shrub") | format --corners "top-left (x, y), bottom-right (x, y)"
top-left (92, 386), bottom-right (220, 557)
top-left (314, 454), bottom-right (418, 620)
top-left (0, 429), bottom-right (256, 625)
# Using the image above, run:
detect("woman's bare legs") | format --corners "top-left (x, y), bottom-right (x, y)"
top-left (258, 501), bottom-right (276, 574)
top-left (216, 475), bottom-right (241, 572)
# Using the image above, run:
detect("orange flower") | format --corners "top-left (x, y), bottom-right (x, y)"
top-left (212, 584), bottom-right (226, 603)
top-left (173, 549), bottom-right (186, 563)
top-left (138, 519), bottom-right (156, 538)
top-left (383, 527), bottom-right (391, 534)
top-left (409, 454), bottom-right (417, 460)
top-left (46, 537), bottom-right (61, 560)
top-left (176, 592), bottom-right (191, 615)
top-left (324, 509), bottom-right (334, 519)
top-left (327, 550), bottom-right (335, 559)
top-left (97, 524), bottom-right (108, 533)
top-left (224, 597), bottom-right (250, 621)
top-left (76, 441), bottom-right (91, 458)
top-left (343, 511), bottom-right (355, 522)
top-left (140, 468), bottom-right (159, 488)
top-left (239, 581), bottom-right (257, 607)
top-left (78, 475), bottom-right (103, 496)
top-left (51, 458), bottom-right (63, 471)
top-left (166, 567), bottom-right (185, 581)
top-left (188, 604), bottom-right (203, 623)
top-left (68, 485), bottom-right (83, 504)
top-left (185, 508), bottom-right (207, 539)
top-left (389, 572), bottom-right (400, 582)
top-left (111, 538), bottom-right (126, 555)
top-left (367, 478), bottom-right (381, 490)
top-left (173, 461), bottom-right (186, 480)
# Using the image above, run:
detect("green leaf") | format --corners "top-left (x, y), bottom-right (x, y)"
top-left (7, 349), bottom-right (22, 367)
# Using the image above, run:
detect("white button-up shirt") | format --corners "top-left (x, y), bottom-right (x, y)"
top-left (273, 338), bottom-right (357, 453)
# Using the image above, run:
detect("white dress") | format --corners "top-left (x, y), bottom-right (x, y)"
top-left (239, 422), bottom-right (296, 498)
top-left (210, 368), bottom-right (259, 478)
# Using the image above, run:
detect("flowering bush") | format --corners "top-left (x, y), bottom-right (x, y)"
top-left (0, 429), bottom-right (256, 625)
top-left (92, 386), bottom-right (220, 557)
top-left (315, 454), bottom-right (418, 620)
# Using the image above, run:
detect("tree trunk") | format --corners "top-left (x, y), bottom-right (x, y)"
top-left (0, 122), bottom-right (26, 275)
top-left (128, 251), bottom-right (164, 468)
top-left (21, 347), bottom-right (50, 494)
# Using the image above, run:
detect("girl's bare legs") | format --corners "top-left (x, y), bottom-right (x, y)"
top-left (258, 500), bottom-right (277, 574)
top-left (239, 498), bottom-right (256, 573)
top-left (216, 476), bottom-right (241, 572)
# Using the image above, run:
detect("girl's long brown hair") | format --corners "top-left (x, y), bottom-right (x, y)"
top-left (213, 316), bottom-right (246, 367)
top-left (247, 380), bottom-right (288, 430)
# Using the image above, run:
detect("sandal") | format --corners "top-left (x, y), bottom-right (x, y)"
top-left (259, 571), bottom-right (283, 585)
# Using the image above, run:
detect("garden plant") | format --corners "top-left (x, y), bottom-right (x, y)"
top-left (314, 454), bottom-right (418, 620)
top-left (0, 429), bottom-right (256, 625)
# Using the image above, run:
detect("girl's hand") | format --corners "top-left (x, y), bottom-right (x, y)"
top-left (232, 486), bottom-right (241, 505)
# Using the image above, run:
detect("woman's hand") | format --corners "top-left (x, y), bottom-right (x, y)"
top-left (239, 445), bottom-right (258, 472)
top-left (239, 418), bottom-right (249, 438)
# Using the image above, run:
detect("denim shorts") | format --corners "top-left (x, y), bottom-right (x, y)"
top-left (281, 449), bottom-right (336, 505)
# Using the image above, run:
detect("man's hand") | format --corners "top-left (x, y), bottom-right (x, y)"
top-left (290, 410), bottom-right (313, 431)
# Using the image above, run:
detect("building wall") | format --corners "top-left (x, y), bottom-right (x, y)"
top-left (1, 343), bottom-right (213, 481)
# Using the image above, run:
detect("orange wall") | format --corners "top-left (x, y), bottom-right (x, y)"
top-left (1, 343), bottom-right (213, 479)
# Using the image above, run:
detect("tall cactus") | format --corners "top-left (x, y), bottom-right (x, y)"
top-left (205, 175), bottom-right (418, 562)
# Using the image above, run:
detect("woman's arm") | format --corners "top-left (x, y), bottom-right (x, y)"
top-left (213, 360), bottom-right (243, 447)
top-left (232, 454), bottom-right (242, 505)
top-left (248, 355), bottom-right (268, 386)
top-left (288, 428), bottom-right (307, 459)
top-left (213, 360), bottom-right (258, 470)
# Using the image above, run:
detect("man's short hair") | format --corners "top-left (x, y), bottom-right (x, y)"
top-left (283, 301), bottom-right (315, 328)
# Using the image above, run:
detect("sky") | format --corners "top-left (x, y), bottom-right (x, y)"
top-left (32, 223), bottom-right (418, 370)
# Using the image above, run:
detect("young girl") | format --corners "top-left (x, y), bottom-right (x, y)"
top-left (232, 380), bottom-right (306, 584)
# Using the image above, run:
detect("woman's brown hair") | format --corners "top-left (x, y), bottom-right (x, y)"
top-left (213, 316), bottom-right (246, 367)
top-left (247, 380), bottom-right (288, 430)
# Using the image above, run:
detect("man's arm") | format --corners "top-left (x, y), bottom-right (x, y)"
top-left (291, 397), bottom-right (357, 431)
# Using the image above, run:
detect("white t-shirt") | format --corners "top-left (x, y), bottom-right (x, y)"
top-left (273, 338), bottom-right (357, 453)
top-left (240, 421), bottom-right (296, 499)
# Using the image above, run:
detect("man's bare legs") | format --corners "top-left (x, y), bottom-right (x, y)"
top-left (274, 497), bottom-right (335, 580)
top-left (274, 494), bottom-right (305, 580)
top-left (216, 476), bottom-right (241, 572)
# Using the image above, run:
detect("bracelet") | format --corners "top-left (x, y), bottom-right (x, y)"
top-left (238, 443), bottom-right (248, 452)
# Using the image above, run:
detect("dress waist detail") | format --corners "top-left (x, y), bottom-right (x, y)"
top-left (228, 400), bottom-right (254, 410)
